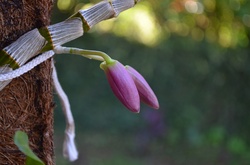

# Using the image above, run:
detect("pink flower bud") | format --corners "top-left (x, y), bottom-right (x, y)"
top-left (125, 66), bottom-right (159, 109)
top-left (101, 60), bottom-right (140, 113)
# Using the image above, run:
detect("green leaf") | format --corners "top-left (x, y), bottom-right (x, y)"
top-left (14, 131), bottom-right (45, 165)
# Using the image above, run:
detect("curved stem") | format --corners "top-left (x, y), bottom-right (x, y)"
top-left (54, 46), bottom-right (113, 62)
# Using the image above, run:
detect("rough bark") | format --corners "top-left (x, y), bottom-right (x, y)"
top-left (0, 0), bottom-right (54, 164)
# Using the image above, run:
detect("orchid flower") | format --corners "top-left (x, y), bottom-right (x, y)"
top-left (125, 66), bottom-right (159, 109)
top-left (100, 60), bottom-right (140, 113)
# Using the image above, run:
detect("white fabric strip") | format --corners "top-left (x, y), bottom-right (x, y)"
top-left (52, 61), bottom-right (78, 161)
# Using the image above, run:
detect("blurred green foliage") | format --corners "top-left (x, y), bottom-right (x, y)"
top-left (51, 0), bottom-right (250, 164)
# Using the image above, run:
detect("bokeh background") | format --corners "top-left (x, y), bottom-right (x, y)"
top-left (51, 0), bottom-right (250, 164)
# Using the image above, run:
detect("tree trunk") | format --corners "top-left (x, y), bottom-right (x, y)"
top-left (0, 0), bottom-right (54, 164)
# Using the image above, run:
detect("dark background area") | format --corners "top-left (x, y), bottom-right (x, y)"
top-left (51, 0), bottom-right (250, 164)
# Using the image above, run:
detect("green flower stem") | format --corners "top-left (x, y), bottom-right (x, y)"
top-left (54, 46), bottom-right (114, 63)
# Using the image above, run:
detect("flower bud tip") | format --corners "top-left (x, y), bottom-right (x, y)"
top-left (125, 65), bottom-right (159, 110)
